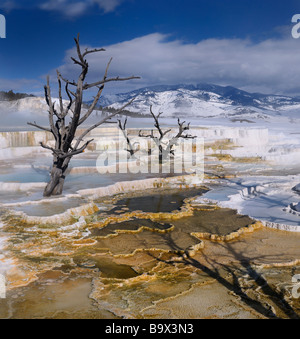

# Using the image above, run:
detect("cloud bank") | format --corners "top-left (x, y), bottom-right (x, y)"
top-left (1, 30), bottom-right (299, 97)
top-left (54, 33), bottom-right (300, 96)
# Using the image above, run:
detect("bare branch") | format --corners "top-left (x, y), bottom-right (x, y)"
top-left (118, 117), bottom-right (128, 131)
top-left (59, 72), bottom-right (140, 90)
top-left (40, 142), bottom-right (63, 156)
top-left (44, 76), bottom-right (58, 140)
top-left (118, 117), bottom-right (139, 156)
top-left (83, 75), bottom-right (141, 90)
top-left (59, 139), bottom-right (94, 160)
top-left (162, 128), bottom-right (172, 137)
top-left (71, 57), bottom-right (86, 68)
top-left (63, 81), bottom-right (73, 117)
top-left (74, 33), bottom-right (85, 64)
top-left (83, 47), bottom-right (106, 58)
top-left (56, 70), bottom-right (63, 115)
top-left (157, 112), bottom-right (163, 119)
top-left (78, 84), bottom-right (104, 125)
top-left (27, 122), bottom-right (51, 133)
top-left (59, 73), bottom-right (76, 87)
top-left (69, 89), bottom-right (77, 97)
top-left (149, 105), bottom-right (170, 141)
top-left (139, 129), bottom-right (161, 149)
top-left (78, 58), bottom-right (112, 126)
top-left (173, 119), bottom-right (196, 140)
top-left (139, 129), bottom-right (154, 139)
top-left (75, 98), bottom-right (136, 150)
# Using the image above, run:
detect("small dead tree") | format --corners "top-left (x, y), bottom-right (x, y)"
top-left (139, 105), bottom-right (196, 164)
top-left (28, 34), bottom-right (139, 197)
top-left (117, 117), bottom-right (139, 156)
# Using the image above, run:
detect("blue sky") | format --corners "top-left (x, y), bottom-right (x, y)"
top-left (0, 0), bottom-right (300, 97)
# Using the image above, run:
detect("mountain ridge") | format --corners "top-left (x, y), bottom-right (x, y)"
top-left (96, 83), bottom-right (300, 106)
top-left (95, 83), bottom-right (300, 118)
top-left (1, 84), bottom-right (300, 120)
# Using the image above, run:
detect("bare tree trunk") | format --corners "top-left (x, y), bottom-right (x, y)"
top-left (44, 167), bottom-right (65, 197)
top-left (44, 156), bottom-right (70, 197)
top-left (159, 145), bottom-right (163, 165)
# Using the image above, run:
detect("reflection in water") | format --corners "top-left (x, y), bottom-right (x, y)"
top-left (172, 208), bottom-right (255, 236)
top-left (110, 188), bottom-right (207, 213)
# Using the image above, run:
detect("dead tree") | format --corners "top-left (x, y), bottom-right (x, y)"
top-left (28, 34), bottom-right (140, 197)
top-left (139, 105), bottom-right (197, 164)
top-left (117, 117), bottom-right (139, 156)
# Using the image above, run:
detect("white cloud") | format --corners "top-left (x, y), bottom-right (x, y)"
top-left (93, 0), bottom-right (124, 13)
top-left (39, 0), bottom-right (124, 17)
top-left (40, 0), bottom-right (88, 18)
top-left (2, 32), bottom-right (299, 97)
top-left (54, 33), bottom-right (300, 96)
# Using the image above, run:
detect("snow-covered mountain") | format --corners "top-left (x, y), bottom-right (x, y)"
top-left (96, 84), bottom-right (300, 119)
top-left (1, 84), bottom-right (300, 130)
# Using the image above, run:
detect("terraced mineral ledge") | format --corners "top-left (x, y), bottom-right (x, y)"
top-left (0, 124), bottom-right (300, 319)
